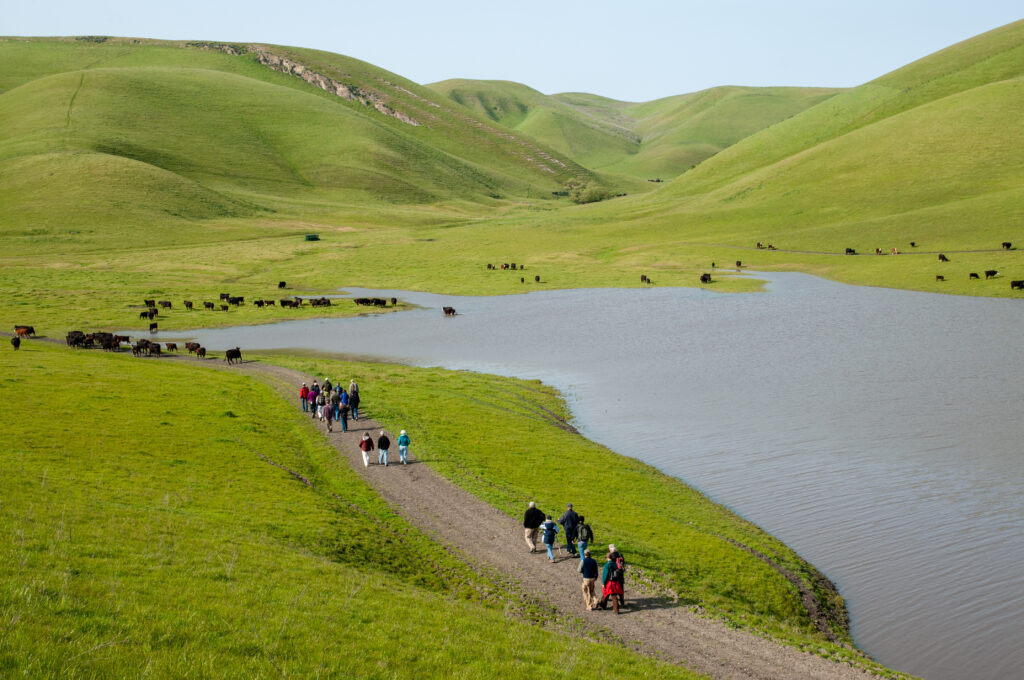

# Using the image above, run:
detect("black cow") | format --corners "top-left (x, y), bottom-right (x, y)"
top-left (390, 297), bottom-right (397, 306)
top-left (220, 304), bottom-right (229, 311)
top-left (985, 270), bottom-right (998, 279)
top-left (196, 347), bottom-right (207, 358)
top-left (970, 273), bottom-right (980, 280)
top-left (254, 300), bottom-right (265, 308)
top-left (443, 306), bottom-right (456, 317)
top-left (139, 310), bottom-right (150, 319)
top-left (700, 273), bottom-right (712, 284)
top-left (640, 274), bottom-right (647, 283)
top-left (278, 281), bottom-right (287, 288)
top-left (10, 336), bottom-right (20, 350)
top-left (909, 242), bottom-right (917, 247)
top-left (225, 347), bottom-right (242, 364)
top-left (1002, 242), bottom-right (1012, 250)
top-left (735, 261), bottom-right (742, 268)
top-left (159, 301), bottom-right (172, 309)
top-left (939, 254), bottom-right (949, 262)
top-left (1010, 280), bottom-right (1024, 290)
top-left (184, 300), bottom-right (193, 311)
top-left (149, 322), bottom-right (158, 333)
top-left (936, 275), bottom-right (945, 282)
top-left (144, 299), bottom-right (155, 308)
top-left (534, 275), bottom-right (540, 283)
top-left (220, 293), bottom-right (230, 300)
top-left (845, 248), bottom-right (856, 255)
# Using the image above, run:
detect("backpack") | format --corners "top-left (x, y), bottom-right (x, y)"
top-left (611, 556), bottom-right (624, 580)
top-left (577, 523), bottom-right (593, 544)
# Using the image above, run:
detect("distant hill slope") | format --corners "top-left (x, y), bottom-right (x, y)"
top-left (429, 78), bottom-right (840, 180)
top-left (626, 18), bottom-right (1024, 250)
top-left (0, 37), bottom-right (595, 251)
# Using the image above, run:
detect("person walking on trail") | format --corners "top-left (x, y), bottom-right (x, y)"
top-left (608, 544), bottom-right (626, 606)
top-left (578, 549), bottom-right (599, 610)
top-left (598, 546), bottom-right (626, 613)
top-left (598, 548), bottom-right (626, 614)
top-left (316, 390), bottom-right (327, 421)
top-left (576, 515), bottom-right (594, 565)
top-left (397, 430), bottom-right (411, 465)
top-left (323, 377), bottom-right (332, 394)
top-left (559, 503), bottom-right (580, 556)
top-left (299, 383), bottom-right (309, 412)
top-left (308, 389), bottom-right (318, 418)
top-left (359, 433), bottom-right (374, 467)
top-left (349, 379), bottom-right (359, 397)
top-left (338, 402), bottom-right (349, 432)
top-left (349, 390), bottom-right (361, 421)
top-left (540, 515), bottom-right (560, 562)
top-left (523, 502), bottom-right (545, 552)
top-left (330, 389), bottom-right (341, 420)
top-left (377, 430), bottom-right (391, 467)
top-left (323, 402), bottom-right (334, 432)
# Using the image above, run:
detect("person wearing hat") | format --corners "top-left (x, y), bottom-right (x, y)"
top-left (359, 432), bottom-right (374, 467)
top-left (377, 430), bottom-right (391, 466)
top-left (299, 382), bottom-right (309, 412)
top-left (323, 377), bottom-right (332, 394)
top-left (397, 430), bottom-right (411, 465)
top-left (559, 503), bottom-right (580, 557)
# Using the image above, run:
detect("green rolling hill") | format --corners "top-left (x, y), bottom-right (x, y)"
top-left (429, 78), bottom-right (840, 181)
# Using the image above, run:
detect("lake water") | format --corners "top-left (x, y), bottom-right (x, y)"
top-left (183, 273), bottom-right (1024, 680)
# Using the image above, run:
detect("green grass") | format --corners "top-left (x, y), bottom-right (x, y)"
top-left (266, 353), bottom-right (891, 673)
top-left (0, 341), bottom-right (705, 679)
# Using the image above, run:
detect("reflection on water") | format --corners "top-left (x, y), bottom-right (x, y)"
top-left (185, 273), bottom-right (1024, 680)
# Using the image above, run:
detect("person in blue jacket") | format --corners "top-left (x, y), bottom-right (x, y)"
top-left (540, 515), bottom-right (560, 562)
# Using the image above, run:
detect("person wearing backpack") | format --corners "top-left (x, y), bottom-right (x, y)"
top-left (540, 515), bottom-right (560, 562)
top-left (576, 516), bottom-right (593, 566)
top-left (316, 390), bottom-right (327, 421)
top-left (599, 547), bottom-right (625, 613)
top-left (349, 390), bottom-right (361, 421)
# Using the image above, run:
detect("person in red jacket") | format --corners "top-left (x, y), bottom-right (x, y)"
top-left (359, 432), bottom-right (374, 467)
top-left (299, 383), bottom-right (310, 412)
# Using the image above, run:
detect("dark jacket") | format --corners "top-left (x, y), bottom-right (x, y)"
top-left (523, 506), bottom-right (545, 529)
top-left (541, 520), bottom-right (559, 545)
top-left (559, 508), bottom-right (579, 531)
top-left (349, 392), bottom-right (360, 408)
top-left (377, 435), bottom-right (391, 449)
top-left (579, 556), bottom-right (599, 580)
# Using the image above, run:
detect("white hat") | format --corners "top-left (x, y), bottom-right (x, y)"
top-left (400, 430), bottom-right (406, 435)
top-left (609, 544), bottom-right (616, 552)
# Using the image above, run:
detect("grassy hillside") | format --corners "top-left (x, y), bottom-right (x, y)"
top-left (429, 78), bottom-right (839, 181)
top-left (0, 342), bottom-right (703, 678)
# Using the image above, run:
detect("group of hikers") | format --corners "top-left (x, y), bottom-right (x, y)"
top-left (298, 378), bottom-right (411, 466)
top-left (299, 377), bottom-right (360, 432)
top-left (523, 501), bottom-right (627, 614)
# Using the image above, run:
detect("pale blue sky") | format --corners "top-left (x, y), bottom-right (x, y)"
top-left (4, 1), bottom-right (1021, 101)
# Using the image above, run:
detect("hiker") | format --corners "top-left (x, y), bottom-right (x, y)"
top-left (323, 377), bottom-right (332, 393)
top-left (523, 501), bottom-right (545, 552)
top-left (307, 389), bottom-right (318, 418)
top-left (359, 432), bottom-right (374, 467)
top-left (598, 546), bottom-right (625, 612)
top-left (559, 503), bottom-right (580, 556)
top-left (579, 549), bottom-right (599, 610)
top-left (338, 401), bottom-right (350, 432)
top-left (576, 515), bottom-right (594, 565)
top-left (299, 382), bottom-right (309, 412)
top-left (540, 515), bottom-right (560, 562)
top-left (349, 379), bottom-right (359, 397)
top-left (350, 390), bottom-right (361, 421)
top-left (609, 544), bottom-right (626, 606)
top-left (316, 390), bottom-right (327, 421)
top-left (330, 389), bottom-right (341, 419)
top-left (323, 402), bottom-right (334, 432)
top-left (377, 430), bottom-right (391, 467)
top-left (397, 430), bottom-right (410, 464)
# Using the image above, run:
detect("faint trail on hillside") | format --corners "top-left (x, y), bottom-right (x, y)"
top-left (202, 357), bottom-right (886, 680)
top-left (65, 72), bottom-right (85, 130)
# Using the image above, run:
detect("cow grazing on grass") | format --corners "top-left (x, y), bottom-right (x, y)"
top-left (184, 300), bottom-right (193, 310)
top-left (165, 343), bottom-right (178, 352)
top-left (196, 347), bottom-right (207, 359)
top-left (159, 301), bottom-right (172, 309)
top-left (148, 343), bottom-right (162, 356)
top-left (845, 248), bottom-right (856, 255)
top-left (1002, 242), bottom-right (1012, 250)
top-left (225, 347), bottom-right (242, 364)
top-left (220, 293), bottom-right (230, 301)
top-left (936, 275), bottom-right (945, 282)
top-left (265, 299), bottom-right (275, 306)
top-left (939, 254), bottom-right (949, 262)
top-left (228, 296), bottom-right (244, 306)
top-left (640, 274), bottom-right (647, 283)
top-left (203, 301), bottom-right (215, 310)
top-left (185, 342), bottom-right (200, 354)
top-left (254, 300), bottom-right (265, 308)
top-left (700, 273), bottom-right (712, 284)
top-left (1011, 280), bottom-right (1024, 290)
top-left (970, 273), bottom-right (980, 280)
top-left (443, 306), bottom-right (456, 317)
top-left (149, 322), bottom-right (158, 333)
top-left (985, 270), bottom-right (998, 279)
top-left (220, 305), bottom-right (229, 311)
top-left (139, 311), bottom-right (150, 319)
top-left (14, 326), bottom-right (35, 337)
top-left (11, 336), bottom-right (20, 350)
top-left (144, 299), bottom-right (155, 308)
top-left (278, 281), bottom-right (287, 288)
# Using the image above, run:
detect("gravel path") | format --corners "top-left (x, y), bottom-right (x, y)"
top-left (225, 359), bottom-right (883, 680)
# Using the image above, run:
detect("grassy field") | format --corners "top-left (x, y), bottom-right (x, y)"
top-left (0, 341), bottom-right (707, 679)
top-left (264, 352), bottom-right (896, 674)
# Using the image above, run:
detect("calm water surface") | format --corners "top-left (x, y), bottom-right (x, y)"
top-left (184, 273), bottom-right (1024, 680)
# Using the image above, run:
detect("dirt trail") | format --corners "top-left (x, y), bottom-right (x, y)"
top-left (215, 359), bottom-right (879, 680)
